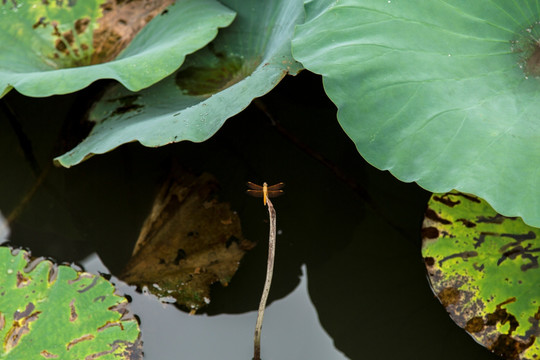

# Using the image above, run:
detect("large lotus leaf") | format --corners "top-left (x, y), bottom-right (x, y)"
top-left (53, 0), bottom-right (304, 167)
top-left (292, 0), bottom-right (540, 227)
top-left (0, 0), bottom-right (236, 97)
top-left (422, 192), bottom-right (540, 360)
top-left (0, 246), bottom-right (141, 359)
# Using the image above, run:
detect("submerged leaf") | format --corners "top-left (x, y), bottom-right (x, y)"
top-left (0, 0), bottom-right (235, 97)
top-left (0, 246), bottom-right (141, 359)
top-left (422, 192), bottom-right (540, 360)
top-left (292, 0), bottom-right (540, 227)
top-left (120, 169), bottom-right (253, 311)
top-left (53, 0), bottom-right (304, 167)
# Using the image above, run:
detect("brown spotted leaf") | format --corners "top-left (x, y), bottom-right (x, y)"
top-left (0, 0), bottom-right (235, 97)
top-left (92, 0), bottom-right (175, 64)
top-left (120, 169), bottom-right (254, 311)
top-left (422, 191), bottom-right (540, 359)
top-left (0, 246), bottom-right (141, 359)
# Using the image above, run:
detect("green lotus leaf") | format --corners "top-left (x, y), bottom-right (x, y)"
top-left (422, 192), bottom-right (540, 360)
top-left (0, 0), bottom-right (235, 97)
top-left (292, 0), bottom-right (540, 227)
top-left (53, 0), bottom-right (304, 168)
top-left (0, 246), bottom-right (141, 359)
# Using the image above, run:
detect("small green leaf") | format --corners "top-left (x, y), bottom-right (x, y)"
top-left (0, 246), bottom-right (141, 359)
top-left (0, 0), bottom-right (236, 97)
top-left (422, 192), bottom-right (540, 360)
top-left (53, 0), bottom-right (304, 168)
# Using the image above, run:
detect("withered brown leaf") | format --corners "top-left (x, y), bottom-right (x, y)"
top-left (92, 0), bottom-right (175, 64)
top-left (121, 168), bottom-right (253, 311)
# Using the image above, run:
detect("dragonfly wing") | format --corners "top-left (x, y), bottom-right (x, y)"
top-left (246, 189), bottom-right (264, 197)
top-left (246, 182), bottom-right (263, 190)
top-left (266, 182), bottom-right (285, 190)
top-left (266, 190), bottom-right (284, 198)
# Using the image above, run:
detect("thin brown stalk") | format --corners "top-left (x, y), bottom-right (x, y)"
top-left (253, 198), bottom-right (277, 360)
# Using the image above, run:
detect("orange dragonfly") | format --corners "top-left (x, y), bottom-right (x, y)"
top-left (246, 182), bottom-right (285, 206)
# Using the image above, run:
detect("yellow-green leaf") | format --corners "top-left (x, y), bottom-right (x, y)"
top-left (422, 192), bottom-right (539, 359)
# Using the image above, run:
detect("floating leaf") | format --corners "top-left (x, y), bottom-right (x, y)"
top-left (53, 0), bottom-right (304, 167)
top-left (422, 192), bottom-right (540, 360)
top-left (0, 246), bottom-right (141, 359)
top-left (0, 0), bottom-right (236, 97)
top-left (292, 0), bottom-right (540, 227)
top-left (120, 169), bottom-right (254, 311)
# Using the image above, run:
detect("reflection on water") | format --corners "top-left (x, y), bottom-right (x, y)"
top-left (0, 72), bottom-right (504, 360)
top-left (0, 211), bottom-right (8, 241)
top-left (82, 253), bottom-right (349, 360)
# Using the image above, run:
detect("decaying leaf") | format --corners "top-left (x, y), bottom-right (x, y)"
top-left (92, 0), bottom-right (175, 64)
top-left (422, 191), bottom-right (540, 360)
top-left (0, 246), bottom-right (141, 359)
top-left (0, 0), bottom-right (235, 97)
top-left (120, 169), bottom-right (253, 311)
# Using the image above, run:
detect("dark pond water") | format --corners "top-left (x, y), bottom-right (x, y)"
top-left (0, 72), bottom-right (503, 360)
